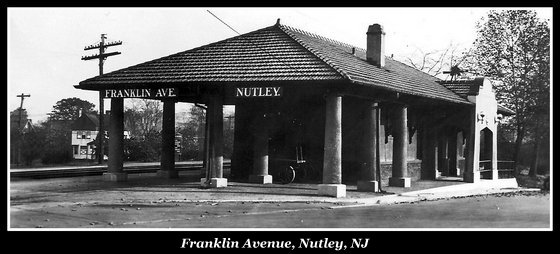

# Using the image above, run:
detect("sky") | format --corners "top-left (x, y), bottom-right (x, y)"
top-left (7, 7), bottom-right (552, 123)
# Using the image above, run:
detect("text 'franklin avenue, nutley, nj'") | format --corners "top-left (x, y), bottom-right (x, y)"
top-left (180, 238), bottom-right (370, 251)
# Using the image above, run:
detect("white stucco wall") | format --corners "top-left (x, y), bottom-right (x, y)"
top-left (466, 78), bottom-right (499, 180)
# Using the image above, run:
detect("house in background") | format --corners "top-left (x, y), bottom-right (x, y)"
top-left (71, 111), bottom-right (130, 160)
top-left (71, 113), bottom-right (100, 160)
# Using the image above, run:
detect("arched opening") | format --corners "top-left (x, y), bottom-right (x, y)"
top-left (479, 127), bottom-right (493, 179)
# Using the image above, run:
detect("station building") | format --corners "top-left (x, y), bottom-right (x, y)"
top-left (75, 20), bottom-right (514, 197)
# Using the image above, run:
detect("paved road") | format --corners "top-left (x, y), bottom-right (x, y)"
top-left (11, 191), bottom-right (549, 229)
top-left (201, 192), bottom-right (550, 229)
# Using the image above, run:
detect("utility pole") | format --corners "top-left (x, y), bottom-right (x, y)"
top-left (15, 93), bottom-right (30, 165)
top-left (82, 34), bottom-right (122, 164)
top-left (16, 93), bottom-right (30, 129)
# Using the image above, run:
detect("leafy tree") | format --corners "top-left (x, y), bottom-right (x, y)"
top-left (124, 130), bottom-right (162, 162)
top-left (20, 124), bottom-right (47, 166)
top-left (40, 121), bottom-right (73, 164)
top-left (48, 97), bottom-right (97, 121)
top-left (30, 97), bottom-right (97, 164)
top-left (461, 10), bottom-right (550, 174)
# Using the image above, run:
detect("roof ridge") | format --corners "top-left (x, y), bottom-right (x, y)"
top-left (281, 24), bottom-right (361, 50)
top-left (278, 24), bottom-right (352, 81)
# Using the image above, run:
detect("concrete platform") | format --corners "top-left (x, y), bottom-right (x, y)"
top-left (9, 170), bottom-right (537, 229)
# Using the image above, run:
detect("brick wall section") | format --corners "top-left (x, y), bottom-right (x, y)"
top-left (341, 160), bottom-right (422, 185)
top-left (379, 160), bottom-right (422, 185)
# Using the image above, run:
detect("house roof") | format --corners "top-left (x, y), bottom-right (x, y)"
top-left (76, 22), bottom-right (471, 105)
top-left (71, 113), bottom-right (100, 131)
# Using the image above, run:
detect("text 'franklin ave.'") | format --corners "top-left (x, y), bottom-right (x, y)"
top-left (103, 88), bottom-right (177, 98)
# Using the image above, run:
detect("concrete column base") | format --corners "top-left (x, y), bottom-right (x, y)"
top-left (103, 172), bottom-right (127, 182)
top-left (464, 171), bottom-right (481, 183)
top-left (357, 180), bottom-right (380, 192)
top-left (389, 177), bottom-right (411, 187)
top-left (318, 184), bottom-right (346, 198)
top-left (157, 170), bottom-right (179, 179)
top-left (249, 174), bottom-right (272, 184)
top-left (448, 168), bottom-right (459, 177)
top-left (200, 178), bottom-right (228, 188)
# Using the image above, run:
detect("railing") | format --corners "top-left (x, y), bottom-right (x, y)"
top-left (479, 160), bottom-right (516, 179)
top-left (498, 160), bottom-right (516, 178)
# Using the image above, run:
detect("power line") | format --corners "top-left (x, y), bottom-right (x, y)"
top-left (207, 10), bottom-right (240, 35)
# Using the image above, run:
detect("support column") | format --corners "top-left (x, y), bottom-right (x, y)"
top-left (389, 104), bottom-right (410, 187)
top-left (421, 119), bottom-right (437, 180)
top-left (104, 98), bottom-right (127, 182)
top-left (201, 95), bottom-right (227, 188)
top-left (438, 133), bottom-right (449, 176)
top-left (318, 93), bottom-right (345, 197)
top-left (448, 129), bottom-right (458, 177)
top-left (200, 106), bottom-right (209, 178)
top-left (249, 113), bottom-right (272, 184)
top-left (491, 128), bottom-right (498, 180)
top-left (464, 108), bottom-right (480, 183)
top-left (157, 99), bottom-right (178, 178)
top-left (357, 101), bottom-right (379, 192)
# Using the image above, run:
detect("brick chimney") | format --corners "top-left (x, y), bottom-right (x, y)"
top-left (366, 24), bottom-right (385, 67)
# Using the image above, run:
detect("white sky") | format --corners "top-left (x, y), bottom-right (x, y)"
top-left (7, 7), bottom-right (552, 122)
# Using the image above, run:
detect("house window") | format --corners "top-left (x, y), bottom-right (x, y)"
top-left (76, 131), bottom-right (82, 139)
top-left (85, 131), bottom-right (91, 139)
top-left (72, 145), bottom-right (79, 155)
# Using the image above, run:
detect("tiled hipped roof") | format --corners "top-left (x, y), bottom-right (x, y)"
top-left (78, 26), bottom-right (343, 85)
top-left (77, 23), bottom-right (469, 104)
top-left (441, 79), bottom-right (516, 116)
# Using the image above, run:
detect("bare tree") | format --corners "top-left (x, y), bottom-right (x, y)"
top-left (403, 43), bottom-right (465, 78)
top-left (124, 99), bottom-right (163, 138)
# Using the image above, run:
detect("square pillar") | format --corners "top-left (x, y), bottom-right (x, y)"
top-left (421, 120), bottom-right (437, 180)
top-left (319, 93), bottom-right (345, 197)
top-left (464, 108), bottom-right (480, 183)
top-left (201, 94), bottom-right (227, 188)
top-left (104, 97), bottom-right (127, 182)
top-left (357, 101), bottom-right (379, 192)
top-left (157, 99), bottom-right (178, 178)
top-left (389, 104), bottom-right (410, 187)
